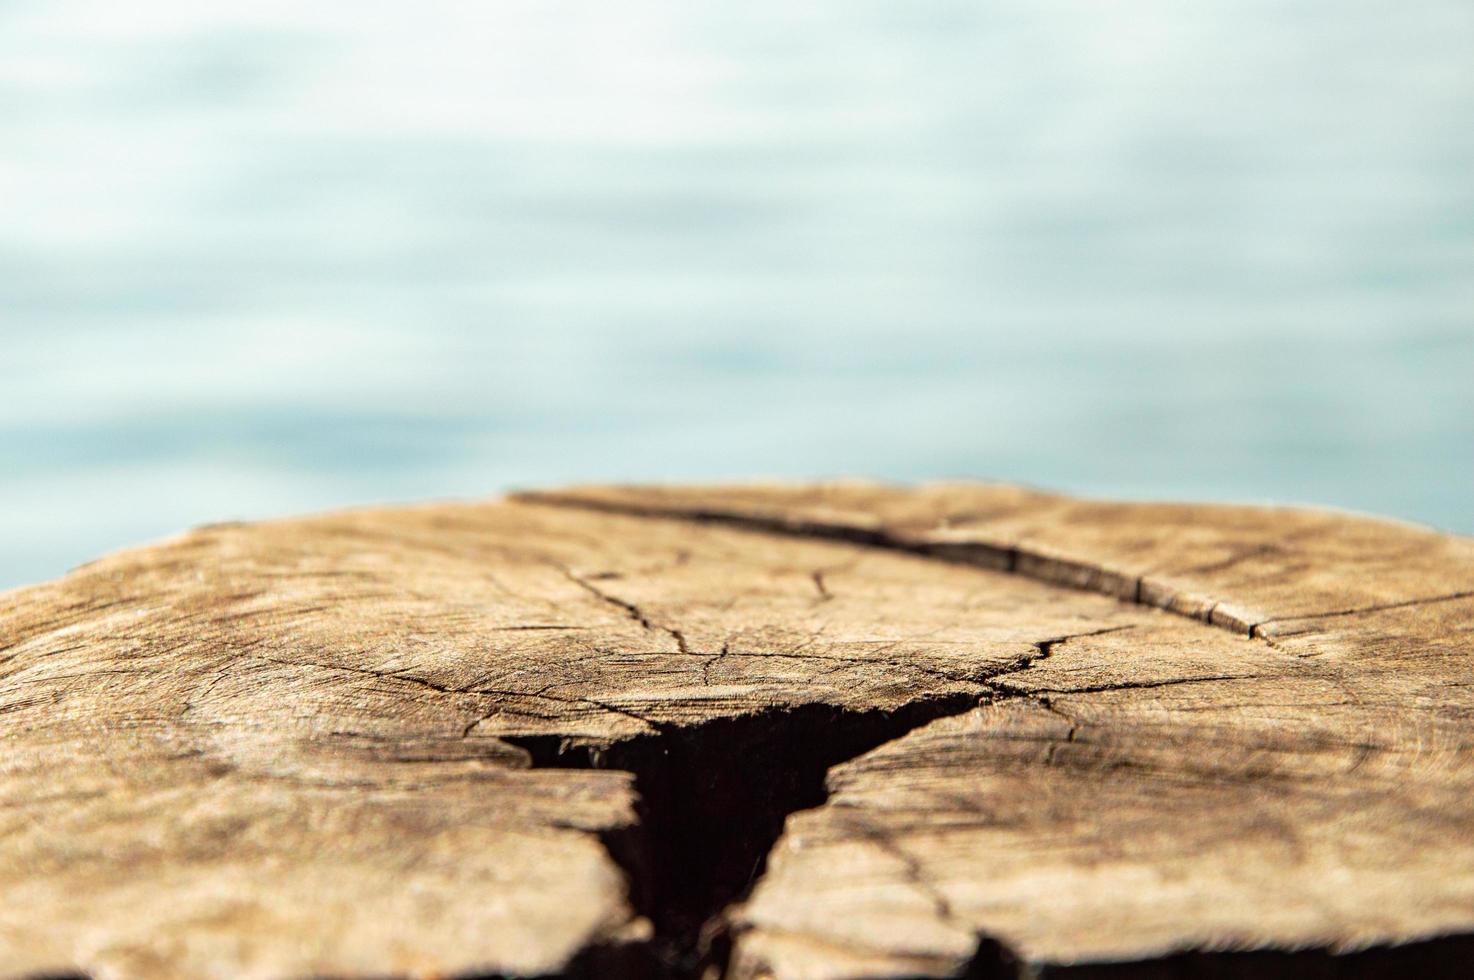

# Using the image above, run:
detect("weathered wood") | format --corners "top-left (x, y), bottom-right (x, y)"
top-left (2, 483), bottom-right (1472, 979)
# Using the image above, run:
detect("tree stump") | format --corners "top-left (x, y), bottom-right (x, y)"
top-left (3, 483), bottom-right (1472, 979)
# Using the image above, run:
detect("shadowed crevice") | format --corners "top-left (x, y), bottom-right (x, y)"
top-left (953, 931), bottom-right (1474, 980)
top-left (505, 694), bottom-right (984, 979)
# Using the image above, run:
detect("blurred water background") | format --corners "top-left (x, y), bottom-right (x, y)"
top-left (3, 1), bottom-right (1472, 590)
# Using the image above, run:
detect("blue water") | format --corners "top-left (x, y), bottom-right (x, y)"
top-left (3, 1), bottom-right (1472, 590)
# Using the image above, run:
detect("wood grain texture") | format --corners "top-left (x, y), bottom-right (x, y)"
top-left (2, 483), bottom-right (1471, 979)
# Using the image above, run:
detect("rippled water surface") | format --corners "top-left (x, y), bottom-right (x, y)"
top-left (3, 1), bottom-right (1472, 589)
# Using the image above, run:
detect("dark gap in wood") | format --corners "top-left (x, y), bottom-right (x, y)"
top-left (1020, 932), bottom-right (1474, 979)
top-left (505, 693), bottom-right (983, 979)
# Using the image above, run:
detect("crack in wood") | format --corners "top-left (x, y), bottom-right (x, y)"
top-left (506, 695), bottom-right (987, 979)
top-left (517, 493), bottom-right (1267, 638)
top-left (556, 562), bottom-right (693, 655)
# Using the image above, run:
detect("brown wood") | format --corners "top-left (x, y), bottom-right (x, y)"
top-left (2, 483), bottom-right (1472, 978)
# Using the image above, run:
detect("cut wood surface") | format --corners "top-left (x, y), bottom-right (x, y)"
top-left (2, 483), bottom-right (1472, 979)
